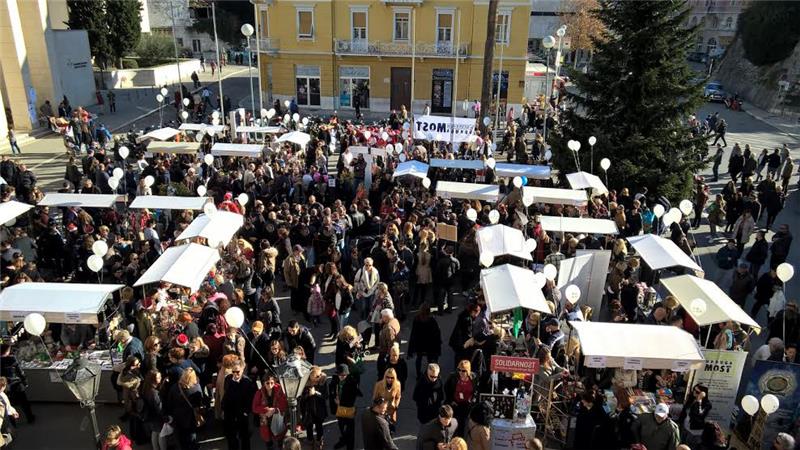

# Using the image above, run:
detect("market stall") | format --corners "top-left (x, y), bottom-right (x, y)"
top-left (0, 200), bottom-right (33, 224)
top-left (566, 171), bottom-right (608, 194)
top-left (178, 123), bottom-right (225, 134)
top-left (537, 216), bottom-right (619, 235)
top-left (146, 141), bottom-right (200, 155)
top-left (429, 158), bottom-right (485, 170)
top-left (494, 163), bottom-right (551, 180)
top-left (627, 234), bottom-right (702, 272)
top-left (135, 127), bottom-right (181, 143)
top-left (235, 125), bottom-right (282, 134)
top-left (210, 143), bottom-right (265, 158)
top-left (38, 193), bottom-right (121, 208)
top-left (480, 264), bottom-right (550, 314)
top-left (660, 274), bottom-right (760, 330)
top-left (275, 131), bottom-right (311, 147)
top-left (476, 224), bottom-right (532, 261)
top-left (436, 181), bottom-right (499, 202)
top-left (134, 243), bottom-right (221, 293)
top-left (128, 195), bottom-right (210, 211)
top-left (175, 211), bottom-right (244, 247)
top-left (392, 160), bottom-right (429, 179)
top-left (522, 187), bottom-right (587, 206)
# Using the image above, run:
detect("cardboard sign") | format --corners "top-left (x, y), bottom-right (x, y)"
top-left (671, 360), bottom-right (691, 372)
top-left (63, 312), bottom-right (82, 324)
top-left (585, 355), bottom-right (607, 368)
top-left (624, 358), bottom-right (643, 371)
top-left (436, 223), bottom-right (458, 242)
top-left (490, 355), bottom-right (540, 374)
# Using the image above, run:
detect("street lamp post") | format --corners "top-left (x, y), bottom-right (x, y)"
top-left (241, 23), bottom-right (256, 121)
top-left (541, 35), bottom-right (555, 144)
top-left (276, 354), bottom-right (312, 437)
top-left (61, 357), bottom-right (102, 448)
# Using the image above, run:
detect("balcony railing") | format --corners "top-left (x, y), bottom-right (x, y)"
top-left (257, 38), bottom-right (280, 54)
top-left (334, 39), bottom-right (469, 58)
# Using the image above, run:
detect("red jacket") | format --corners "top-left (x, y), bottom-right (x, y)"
top-left (102, 434), bottom-right (132, 450)
top-left (252, 384), bottom-right (289, 441)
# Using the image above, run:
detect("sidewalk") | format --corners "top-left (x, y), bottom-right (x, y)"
top-left (743, 102), bottom-right (800, 142)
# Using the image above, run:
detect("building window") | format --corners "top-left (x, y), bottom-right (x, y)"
top-left (352, 10), bottom-right (367, 41)
top-left (192, 39), bottom-right (201, 53)
top-left (495, 12), bottom-right (511, 44)
top-left (492, 71), bottom-right (509, 115)
top-left (176, 38), bottom-right (184, 47)
top-left (297, 8), bottom-right (314, 40)
top-left (296, 66), bottom-right (321, 106)
top-left (431, 69), bottom-right (453, 114)
top-left (725, 16), bottom-right (733, 29)
top-left (339, 66), bottom-right (370, 109)
top-left (696, 36), bottom-right (704, 52)
top-left (393, 10), bottom-right (410, 42)
top-left (436, 12), bottom-right (453, 49)
top-left (706, 37), bottom-right (717, 54)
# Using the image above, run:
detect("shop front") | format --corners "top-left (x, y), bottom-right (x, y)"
top-left (431, 68), bottom-right (454, 114)
top-left (339, 66), bottom-right (370, 110)
top-left (295, 65), bottom-right (321, 107)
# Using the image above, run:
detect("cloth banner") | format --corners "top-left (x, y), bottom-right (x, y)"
top-left (693, 349), bottom-right (747, 431)
top-left (414, 115), bottom-right (476, 143)
top-left (739, 360), bottom-right (800, 447)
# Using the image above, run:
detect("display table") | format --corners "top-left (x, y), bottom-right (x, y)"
top-left (491, 415), bottom-right (537, 449)
top-left (602, 388), bottom-right (674, 415)
top-left (20, 350), bottom-right (119, 403)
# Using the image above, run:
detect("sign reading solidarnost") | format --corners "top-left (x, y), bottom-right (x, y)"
top-left (414, 115), bottom-right (476, 143)
top-left (490, 355), bottom-right (540, 374)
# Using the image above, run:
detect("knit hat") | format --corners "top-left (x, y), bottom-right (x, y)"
top-left (175, 333), bottom-right (189, 347)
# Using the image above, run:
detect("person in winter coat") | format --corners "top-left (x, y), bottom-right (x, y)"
top-left (333, 275), bottom-right (355, 335)
top-left (633, 403), bottom-right (680, 450)
top-left (372, 368), bottom-right (402, 424)
top-left (377, 343), bottom-right (408, 391)
top-left (574, 392), bottom-right (610, 449)
top-left (706, 194), bottom-right (726, 239)
top-left (252, 375), bottom-right (288, 448)
top-left (728, 143), bottom-right (743, 182)
top-left (444, 360), bottom-right (478, 436)
top-left (283, 245), bottom-right (306, 315)
top-left (300, 366), bottom-right (329, 449)
top-left (285, 320), bottom-right (317, 364)
top-left (329, 364), bottom-right (360, 450)
top-left (763, 186), bottom-right (784, 229)
top-left (361, 397), bottom-right (398, 450)
top-left (610, 388), bottom-right (638, 449)
top-left (728, 261), bottom-right (755, 306)
top-left (732, 210), bottom-right (755, 254)
top-left (408, 303), bottom-right (442, 378)
top-left (716, 240), bottom-right (739, 270)
top-left (222, 359), bottom-right (257, 450)
top-left (678, 384), bottom-right (712, 446)
top-left (417, 405), bottom-right (458, 450)
top-left (448, 307), bottom-right (474, 366)
top-left (141, 370), bottom-right (167, 450)
top-left (464, 401), bottom-right (492, 450)
top-left (746, 230), bottom-right (769, 277)
top-left (751, 269), bottom-right (782, 321)
top-left (102, 425), bottom-right (133, 450)
top-left (770, 224), bottom-right (793, 268)
top-left (413, 363), bottom-right (446, 424)
top-left (165, 368), bottom-right (204, 450)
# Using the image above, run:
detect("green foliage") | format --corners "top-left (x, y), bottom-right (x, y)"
top-left (552, 0), bottom-right (707, 201)
top-left (67, 0), bottom-right (111, 68)
top-left (738, 1), bottom-right (800, 66)
top-left (120, 58), bottom-right (139, 69)
top-left (105, 0), bottom-right (142, 65)
top-left (189, 5), bottom-right (244, 46)
top-left (136, 34), bottom-right (174, 67)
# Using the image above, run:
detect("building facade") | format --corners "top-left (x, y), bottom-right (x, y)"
top-left (143, 0), bottom-right (218, 59)
top-left (255, 0), bottom-right (531, 116)
top-left (686, 0), bottom-right (749, 59)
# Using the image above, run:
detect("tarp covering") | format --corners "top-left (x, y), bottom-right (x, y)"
top-left (522, 187), bottom-right (587, 206)
top-left (275, 131), bottom-right (311, 147)
top-left (136, 127), bottom-right (181, 143)
top-left (566, 171), bottom-right (609, 194)
top-left (176, 211), bottom-right (244, 246)
top-left (570, 321), bottom-right (705, 370)
top-left (436, 181), bottom-right (499, 202)
top-left (480, 264), bottom-right (550, 314)
top-left (146, 141), bottom-right (200, 154)
top-left (538, 216), bottom-right (619, 235)
top-left (627, 234), bottom-right (702, 272)
top-left (494, 163), bottom-right (551, 180)
top-left (429, 159), bottom-right (485, 170)
top-left (0, 283), bottom-right (124, 324)
top-left (661, 275), bottom-right (760, 328)
top-left (236, 126), bottom-right (282, 134)
top-left (392, 161), bottom-right (429, 179)
top-left (178, 123), bottom-right (225, 133)
top-left (211, 143), bottom-right (264, 157)
top-left (129, 195), bottom-right (210, 211)
top-left (0, 201), bottom-right (33, 224)
top-left (476, 224), bottom-right (532, 261)
top-left (134, 243), bottom-right (220, 292)
top-left (39, 193), bottom-right (120, 208)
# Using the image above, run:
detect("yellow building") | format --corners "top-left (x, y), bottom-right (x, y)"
top-left (254, 0), bottom-right (531, 116)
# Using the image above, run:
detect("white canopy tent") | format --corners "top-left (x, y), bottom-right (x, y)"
top-left (0, 283), bottom-right (124, 324)
top-left (522, 187), bottom-right (587, 206)
top-left (39, 193), bottom-right (120, 208)
top-left (136, 127), bottom-right (181, 143)
top-left (627, 234), bottom-right (702, 272)
top-left (211, 143), bottom-right (265, 157)
top-left (176, 211), bottom-right (244, 246)
top-left (0, 200), bottom-right (33, 224)
top-left (178, 123), bottom-right (225, 133)
top-left (129, 195), bottom-right (210, 211)
top-left (276, 131), bottom-right (311, 147)
top-left (661, 275), bottom-right (760, 328)
top-left (236, 126), bottom-right (282, 134)
top-left (476, 224), bottom-right (532, 261)
top-left (480, 264), bottom-right (550, 314)
top-left (494, 163), bottom-right (551, 180)
top-left (146, 141), bottom-right (200, 154)
top-left (429, 159), bottom-right (485, 170)
top-left (436, 181), bottom-right (499, 202)
top-left (393, 161), bottom-right (429, 179)
top-left (538, 216), bottom-right (619, 235)
top-left (570, 321), bottom-right (705, 370)
top-left (134, 243), bottom-right (220, 292)
top-left (566, 171), bottom-right (609, 194)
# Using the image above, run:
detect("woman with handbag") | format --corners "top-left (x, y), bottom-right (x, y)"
top-left (328, 364), bottom-right (360, 450)
top-left (252, 375), bottom-right (288, 449)
top-left (165, 368), bottom-right (204, 450)
top-left (372, 368), bottom-right (402, 428)
top-left (300, 366), bottom-right (329, 449)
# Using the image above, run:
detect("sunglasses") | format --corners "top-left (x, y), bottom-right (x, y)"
top-left (386, 377), bottom-right (394, 380)
top-left (232, 370), bottom-right (241, 374)
top-left (458, 369), bottom-right (468, 373)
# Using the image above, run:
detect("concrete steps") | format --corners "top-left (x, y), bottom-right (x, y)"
top-left (0, 127), bottom-right (56, 154)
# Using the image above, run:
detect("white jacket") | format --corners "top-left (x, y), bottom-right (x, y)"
top-left (354, 267), bottom-right (379, 297)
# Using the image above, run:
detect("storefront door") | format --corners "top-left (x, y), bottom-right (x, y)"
top-left (391, 67), bottom-right (411, 112)
top-left (431, 68), bottom-right (453, 114)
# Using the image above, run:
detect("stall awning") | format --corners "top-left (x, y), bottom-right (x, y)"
top-left (210, 143), bottom-right (265, 157)
top-left (476, 224), bottom-right (532, 261)
top-left (494, 163), bottom-right (551, 180)
top-left (429, 159), bottom-right (485, 170)
top-left (436, 181), bottom-right (499, 202)
top-left (136, 127), bottom-right (181, 143)
top-left (538, 216), bottom-right (619, 235)
top-left (661, 275), bottom-right (760, 328)
top-left (522, 187), bottom-right (587, 206)
top-left (39, 193), bottom-right (121, 208)
top-left (0, 283), bottom-right (124, 324)
top-left (134, 243), bottom-right (220, 292)
top-left (176, 210), bottom-right (244, 246)
top-left (146, 141), bottom-right (200, 154)
top-left (570, 321), bottom-right (705, 370)
top-left (276, 131), bottom-right (311, 147)
top-left (392, 161), bottom-right (429, 179)
top-left (0, 200), bottom-right (33, 224)
top-left (566, 171), bottom-right (608, 194)
top-left (178, 123), bottom-right (225, 133)
top-left (236, 126), bottom-right (282, 134)
top-left (129, 195), bottom-right (210, 211)
top-left (480, 264), bottom-right (550, 314)
top-left (627, 234), bottom-right (701, 272)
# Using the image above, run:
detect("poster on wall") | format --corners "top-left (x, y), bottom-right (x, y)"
top-left (413, 115), bottom-right (476, 143)
top-left (693, 349), bottom-right (748, 430)
top-left (737, 360), bottom-right (800, 447)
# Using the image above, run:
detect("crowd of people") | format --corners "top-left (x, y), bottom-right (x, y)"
top-left (0, 80), bottom-right (796, 450)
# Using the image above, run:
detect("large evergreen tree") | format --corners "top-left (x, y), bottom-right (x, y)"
top-left (105, 0), bottom-right (142, 68)
top-left (551, 0), bottom-right (707, 200)
top-left (67, 0), bottom-right (111, 68)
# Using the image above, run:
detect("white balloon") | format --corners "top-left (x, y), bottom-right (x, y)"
top-left (486, 157), bottom-right (496, 170)
top-left (394, 143), bottom-right (403, 154)
top-left (652, 204), bottom-right (665, 218)
top-left (181, 111), bottom-right (189, 120)
top-left (483, 117), bottom-right (491, 126)
top-left (381, 132), bottom-right (389, 141)
top-left (197, 185), bottom-right (207, 196)
top-left (108, 177), bottom-right (119, 190)
top-left (182, 98), bottom-right (190, 107)
top-left (204, 154), bottom-right (214, 166)
top-left (524, 238), bottom-right (537, 253)
top-left (23, 313), bottom-right (47, 336)
top-left (113, 168), bottom-right (124, 179)
top-left (668, 207), bottom-right (682, 222)
top-left (741, 395), bottom-right (760, 416)
top-left (689, 298), bottom-right (707, 317)
top-left (544, 150), bottom-right (553, 161)
top-left (266, 108), bottom-right (275, 119)
top-left (212, 117), bottom-right (220, 126)
top-left (260, 108), bottom-right (268, 118)
top-left (203, 202), bottom-right (217, 217)
top-left (679, 199), bottom-right (694, 216)
top-left (292, 113), bottom-right (300, 122)
top-left (600, 158), bottom-right (611, 171)
top-left (156, 94), bottom-right (164, 103)
top-left (92, 240), bottom-right (109, 257)
top-left (363, 130), bottom-right (372, 140)
top-left (87, 254), bottom-right (104, 272)
top-left (777, 263), bottom-right (795, 282)
top-left (144, 175), bottom-right (155, 187)
top-left (302, 117), bottom-right (309, 126)
top-left (488, 209), bottom-right (500, 224)
top-left (212, 111), bottom-right (220, 119)
top-left (567, 140), bottom-right (575, 151)
top-left (399, 153), bottom-right (407, 162)
top-left (662, 213), bottom-right (675, 228)
top-left (513, 177), bottom-right (523, 188)
top-left (573, 140), bottom-right (581, 151)
top-left (160, 87), bottom-right (168, 97)
top-left (522, 195), bottom-right (534, 207)
top-left (402, 122), bottom-right (410, 130)
top-left (284, 100), bottom-right (290, 108)
top-left (543, 264), bottom-right (558, 281)
top-left (466, 208), bottom-right (478, 221)
top-left (237, 193), bottom-right (249, 206)
top-left (422, 177), bottom-right (431, 189)
top-left (283, 114), bottom-right (290, 123)
top-left (533, 272), bottom-right (547, 289)
top-left (588, 136), bottom-right (597, 146)
top-left (565, 284), bottom-right (581, 303)
top-left (224, 306), bottom-right (245, 329)
top-left (119, 146), bottom-right (130, 159)
top-left (479, 251), bottom-right (495, 268)
top-left (761, 394), bottom-right (780, 414)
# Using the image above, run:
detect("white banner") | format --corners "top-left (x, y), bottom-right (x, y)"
top-left (694, 349), bottom-right (748, 430)
top-left (413, 115), bottom-right (476, 143)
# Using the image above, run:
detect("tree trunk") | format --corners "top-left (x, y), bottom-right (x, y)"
top-left (479, 0), bottom-right (499, 135)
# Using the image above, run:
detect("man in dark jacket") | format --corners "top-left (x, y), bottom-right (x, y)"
top-left (716, 240), bottom-right (739, 270)
top-left (286, 320), bottom-right (317, 363)
top-left (15, 163), bottom-right (36, 202)
top-left (247, 321), bottom-right (271, 380)
top-left (412, 363), bottom-right (445, 424)
top-left (417, 405), bottom-right (457, 450)
top-left (0, 343), bottom-right (34, 423)
top-left (433, 246), bottom-right (460, 314)
top-left (771, 224), bottom-right (793, 268)
top-left (222, 360), bottom-right (257, 450)
top-left (751, 269), bottom-right (782, 320)
top-left (746, 230), bottom-right (769, 277)
top-left (361, 397), bottom-right (398, 450)
top-left (728, 261), bottom-right (755, 306)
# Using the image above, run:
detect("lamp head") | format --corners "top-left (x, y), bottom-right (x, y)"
top-left (543, 35), bottom-right (556, 49)
top-left (241, 23), bottom-right (255, 37)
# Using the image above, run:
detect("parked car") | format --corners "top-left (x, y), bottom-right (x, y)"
top-left (704, 82), bottom-right (726, 102)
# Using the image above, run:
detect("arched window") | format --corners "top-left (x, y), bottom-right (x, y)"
top-left (707, 37), bottom-right (717, 54)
